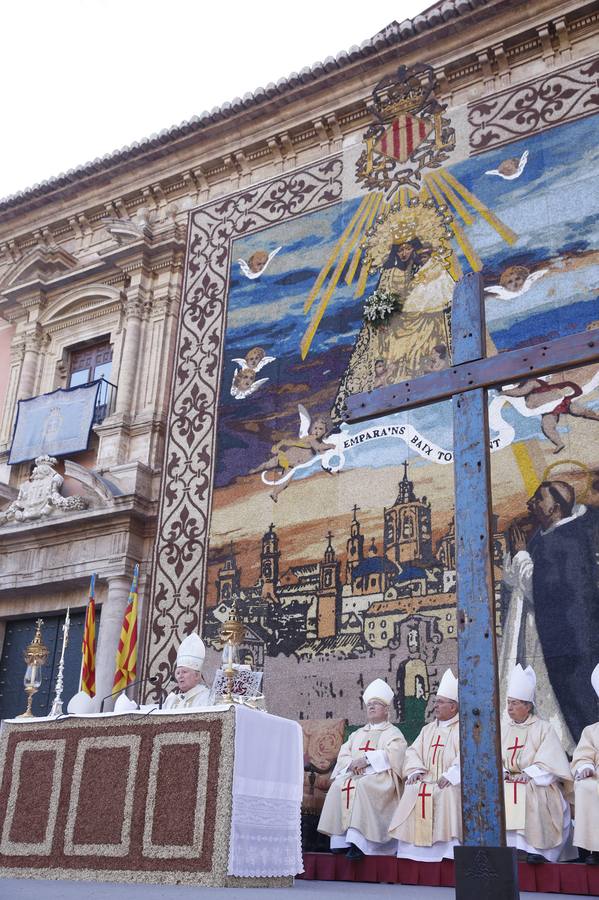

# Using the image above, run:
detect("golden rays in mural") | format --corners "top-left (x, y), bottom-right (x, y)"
top-left (300, 173), bottom-right (518, 359)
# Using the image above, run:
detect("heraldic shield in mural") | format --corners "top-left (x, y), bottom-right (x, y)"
top-left (147, 57), bottom-right (599, 753)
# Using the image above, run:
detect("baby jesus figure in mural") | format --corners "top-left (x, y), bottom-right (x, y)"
top-left (249, 404), bottom-right (337, 502)
top-left (331, 200), bottom-right (455, 422)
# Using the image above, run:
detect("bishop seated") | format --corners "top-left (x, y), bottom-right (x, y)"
top-left (572, 662), bottom-right (599, 865)
top-left (317, 678), bottom-right (407, 860)
top-left (389, 668), bottom-right (462, 862)
top-left (502, 664), bottom-right (572, 864)
top-left (163, 632), bottom-right (213, 710)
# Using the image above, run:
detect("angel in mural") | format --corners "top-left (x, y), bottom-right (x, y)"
top-left (331, 200), bottom-right (455, 421)
top-left (485, 149), bottom-right (529, 180)
top-left (230, 347), bottom-right (276, 400)
top-left (501, 373), bottom-right (599, 453)
top-left (249, 404), bottom-right (336, 502)
top-left (237, 247), bottom-right (282, 280)
top-left (485, 264), bottom-right (547, 300)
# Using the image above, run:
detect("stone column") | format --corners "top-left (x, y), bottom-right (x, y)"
top-left (94, 575), bottom-right (131, 711)
top-left (17, 326), bottom-right (45, 400)
top-left (115, 296), bottom-right (143, 417)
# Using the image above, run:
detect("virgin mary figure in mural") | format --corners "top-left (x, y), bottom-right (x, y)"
top-left (331, 200), bottom-right (455, 422)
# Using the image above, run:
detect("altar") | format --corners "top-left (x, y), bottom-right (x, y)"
top-left (0, 705), bottom-right (303, 887)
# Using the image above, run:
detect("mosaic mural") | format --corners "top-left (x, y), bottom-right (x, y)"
top-left (145, 59), bottom-right (599, 748)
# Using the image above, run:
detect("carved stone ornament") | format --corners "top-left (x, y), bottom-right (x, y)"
top-left (0, 456), bottom-right (88, 526)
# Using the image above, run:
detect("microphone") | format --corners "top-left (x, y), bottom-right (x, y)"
top-left (99, 674), bottom-right (160, 713)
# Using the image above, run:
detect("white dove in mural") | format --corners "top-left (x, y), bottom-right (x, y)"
top-left (237, 246), bottom-right (282, 279)
top-left (484, 268), bottom-right (548, 300)
top-left (485, 149), bottom-right (529, 180)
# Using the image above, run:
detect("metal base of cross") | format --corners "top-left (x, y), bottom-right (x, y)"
top-left (454, 846), bottom-right (519, 899)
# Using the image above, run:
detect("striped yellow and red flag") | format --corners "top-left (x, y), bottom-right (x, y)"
top-left (112, 564), bottom-right (139, 693)
top-left (81, 574), bottom-right (97, 697)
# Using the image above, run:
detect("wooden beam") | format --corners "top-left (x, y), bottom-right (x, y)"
top-left (451, 274), bottom-right (506, 846)
top-left (343, 325), bottom-right (599, 424)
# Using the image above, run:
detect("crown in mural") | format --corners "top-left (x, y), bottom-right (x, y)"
top-left (362, 198), bottom-right (454, 272)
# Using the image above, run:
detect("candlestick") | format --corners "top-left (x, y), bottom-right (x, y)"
top-left (50, 607), bottom-right (70, 718)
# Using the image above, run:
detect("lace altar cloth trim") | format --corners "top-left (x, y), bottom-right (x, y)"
top-left (229, 705), bottom-right (303, 877)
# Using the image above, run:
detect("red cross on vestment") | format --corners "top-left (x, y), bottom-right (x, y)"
top-left (358, 740), bottom-right (377, 753)
top-left (342, 778), bottom-right (355, 809)
top-left (418, 781), bottom-right (432, 818)
top-left (431, 735), bottom-right (444, 766)
top-left (507, 737), bottom-right (524, 767)
top-left (512, 781), bottom-right (519, 804)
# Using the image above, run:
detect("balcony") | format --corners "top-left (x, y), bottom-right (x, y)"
top-left (93, 377), bottom-right (118, 425)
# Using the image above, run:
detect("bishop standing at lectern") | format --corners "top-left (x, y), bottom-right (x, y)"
top-left (163, 632), bottom-right (213, 709)
top-left (317, 678), bottom-right (407, 860)
top-left (389, 668), bottom-right (462, 861)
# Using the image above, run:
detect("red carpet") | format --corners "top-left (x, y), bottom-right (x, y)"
top-left (300, 853), bottom-right (599, 894)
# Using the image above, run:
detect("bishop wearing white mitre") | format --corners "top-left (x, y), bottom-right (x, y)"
top-left (502, 664), bottom-right (572, 863)
top-left (571, 662), bottom-right (599, 865)
top-left (163, 633), bottom-right (213, 710)
top-left (318, 678), bottom-right (407, 860)
top-left (389, 668), bottom-right (462, 861)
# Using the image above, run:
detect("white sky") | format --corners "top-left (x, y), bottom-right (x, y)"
top-left (0, 0), bottom-right (429, 201)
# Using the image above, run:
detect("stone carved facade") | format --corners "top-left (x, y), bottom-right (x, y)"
top-left (0, 456), bottom-right (87, 525)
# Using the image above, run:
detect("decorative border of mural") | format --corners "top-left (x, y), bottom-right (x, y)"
top-left (142, 157), bottom-right (344, 686)
top-left (468, 55), bottom-right (599, 153)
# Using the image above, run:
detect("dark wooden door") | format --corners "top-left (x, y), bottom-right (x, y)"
top-left (0, 609), bottom-right (100, 720)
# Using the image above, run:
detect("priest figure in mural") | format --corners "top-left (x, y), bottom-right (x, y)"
top-left (389, 668), bottom-right (462, 861)
top-left (501, 664), bottom-right (572, 863)
top-left (317, 678), bottom-right (407, 860)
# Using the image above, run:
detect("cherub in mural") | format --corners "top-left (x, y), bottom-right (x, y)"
top-left (373, 358), bottom-right (396, 389)
top-left (423, 343), bottom-right (448, 373)
top-left (331, 200), bottom-right (454, 421)
top-left (232, 346), bottom-right (276, 373)
top-left (230, 346), bottom-right (276, 400)
top-left (237, 247), bottom-right (282, 280)
top-left (485, 264), bottom-right (547, 300)
top-left (485, 149), bottom-right (529, 180)
top-left (501, 372), bottom-right (599, 453)
top-left (249, 404), bottom-right (336, 502)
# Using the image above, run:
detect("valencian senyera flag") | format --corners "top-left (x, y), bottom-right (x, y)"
top-left (81, 573), bottom-right (97, 697)
top-left (112, 564), bottom-right (139, 694)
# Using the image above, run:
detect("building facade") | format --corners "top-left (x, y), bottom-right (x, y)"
top-left (0, 0), bottom-right (598, 738)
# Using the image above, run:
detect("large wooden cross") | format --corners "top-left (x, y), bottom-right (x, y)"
top-left (343, 273), bottom-right (599, 894)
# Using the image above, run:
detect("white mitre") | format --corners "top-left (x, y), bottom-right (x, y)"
top-left (437, 668), bottom-right (458, 703)
top-left (114, 693), bottom-right (138, 713)
top-left (508, 664), bottom-right (536, 703)
top-left (177, 632), bottom-right (206, 671)
top-left (363, 678), bottom-right (394, 706)
top-left (591, 662), bottom-right (599, 700)
top-left (67, 690), bottom-right (95, 714)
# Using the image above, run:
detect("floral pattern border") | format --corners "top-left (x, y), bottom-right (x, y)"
top-left (141, 157), bottom-right (344, 687)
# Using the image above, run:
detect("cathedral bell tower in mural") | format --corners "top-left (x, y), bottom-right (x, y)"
top-left (345, 504), bottom-right (365, 583)
top-left (317, 532), bottom-right (341, 639)
top-left (384, 461), bottom-right (433, 565)
top-left (215, 544), bottom-right (240, 604)
top-left (260, 523), bottom-right (280, 600)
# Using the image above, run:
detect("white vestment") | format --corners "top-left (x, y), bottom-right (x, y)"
top-left (502, 714), bottom-right (572, 861)
top-left (318, 721), bottom-right (406, 855)
top-left (389, 714), bottom-right (461, 861)
top-left (572, 721), bottom-right (599, 852)
top-left (163, 682), bottom-right (212, 710)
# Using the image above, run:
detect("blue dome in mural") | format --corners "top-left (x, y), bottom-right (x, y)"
top-left (353, 557), bottom-right (398, 578)
top-left (393, 564), bottom-right (427, 583)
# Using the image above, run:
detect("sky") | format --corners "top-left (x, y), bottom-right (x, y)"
top-left (0, 0), bottom-right (429, 201)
